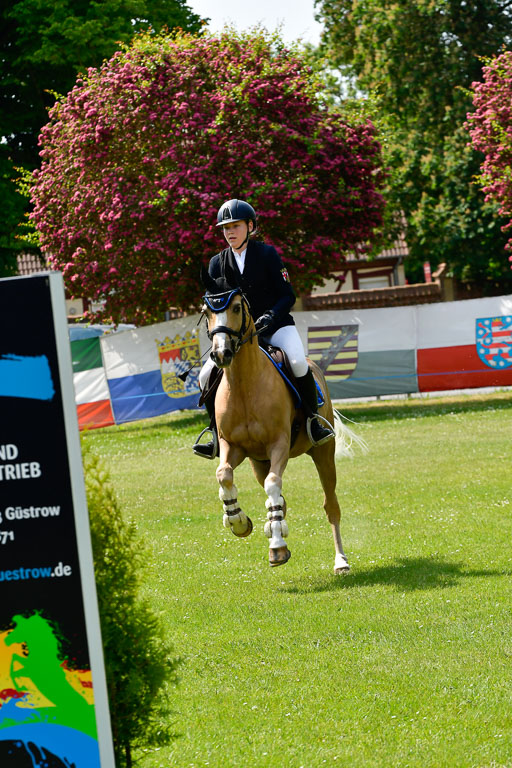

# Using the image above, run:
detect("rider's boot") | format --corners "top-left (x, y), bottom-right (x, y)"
top-left (193, 396), bottom-right (219, 459)
top-left (295, 369), bottom-right (335, 446)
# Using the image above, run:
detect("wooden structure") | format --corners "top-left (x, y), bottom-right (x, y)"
top-left (303, 233), bottom-right (452, 310)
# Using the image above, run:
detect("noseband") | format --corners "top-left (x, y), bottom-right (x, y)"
top-left (203, 289), bottom-right (252, 352)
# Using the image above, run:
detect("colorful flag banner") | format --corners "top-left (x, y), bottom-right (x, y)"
top-left (101, 320), bottom-right (204, 424)
top-left (71, 336), bottom-right (114, 430)
top-left (307, 325), bottom-right (359, 380)
top-left (416, 296), bottom-right (512, 391)
top-left (67, 294), bottom-right (512, 431)
top-left (298, 306), bottom-right (419, 398)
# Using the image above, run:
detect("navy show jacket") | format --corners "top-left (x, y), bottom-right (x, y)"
top-left (208, 240), bottom-right (296, 331)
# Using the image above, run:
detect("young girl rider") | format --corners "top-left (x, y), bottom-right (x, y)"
top-left (193, 198), bottom-right (335, 459)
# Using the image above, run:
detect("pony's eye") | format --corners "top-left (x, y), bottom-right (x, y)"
top-left (233, 304), bottom-right (241, 314)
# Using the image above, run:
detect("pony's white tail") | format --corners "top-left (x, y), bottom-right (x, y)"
top-left (333, 410), bottom-right (368, 459)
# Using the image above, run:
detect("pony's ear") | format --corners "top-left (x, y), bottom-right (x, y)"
top-left (200, 264), bottom-right (218, 294)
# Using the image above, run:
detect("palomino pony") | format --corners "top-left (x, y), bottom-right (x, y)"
top-left (200, 271), bottom-right (361, 574)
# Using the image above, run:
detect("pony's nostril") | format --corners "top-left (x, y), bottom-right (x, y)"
top-left (212, 347), bottom-right (233, 368)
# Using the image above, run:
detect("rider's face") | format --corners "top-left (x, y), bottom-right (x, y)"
top-left (222, 220), bottom-right (253, 252)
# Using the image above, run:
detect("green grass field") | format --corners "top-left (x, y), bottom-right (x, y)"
top-left (82, 391), bottom-right (512, 768)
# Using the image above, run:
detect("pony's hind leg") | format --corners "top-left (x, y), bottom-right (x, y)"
top-left (310, 443), bottom-right (350, 575)
top-left (216, 445), bottom-right (252, 538)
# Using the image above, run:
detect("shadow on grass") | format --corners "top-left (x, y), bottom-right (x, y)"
top-left (282, 556), bottom-right (509, 595)
top-left (337, 393), bottom-right (512, 423)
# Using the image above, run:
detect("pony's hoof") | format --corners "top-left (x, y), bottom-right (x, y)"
top-left (232, 516), bottom-right (253, 538)
top-left (334, 554), bottom-right (350, 574)
top-left (269, 546), bottom-right (291, 567)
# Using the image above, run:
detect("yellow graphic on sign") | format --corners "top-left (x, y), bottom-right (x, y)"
top-left (0, 618), bottom-right (95, 734)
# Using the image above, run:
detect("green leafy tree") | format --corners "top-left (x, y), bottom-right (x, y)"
top-left (316, 0), bottom-right (512, 292)
top-left (84, 447), bottom-right (179, 767)
top-left (0, 0), bottom-right (204, 275)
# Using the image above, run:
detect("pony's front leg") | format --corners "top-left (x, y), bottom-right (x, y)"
top-left (264, 467), bottom-right (291, 568)
top-left (216, 443), bottom-right (252, 538)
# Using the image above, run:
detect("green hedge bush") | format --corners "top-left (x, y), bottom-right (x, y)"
top-left (83, 448), bottom-right (179, 767)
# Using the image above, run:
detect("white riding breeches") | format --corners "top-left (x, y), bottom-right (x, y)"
top-left (199, 323), bottom-right (308, 390)
top-left (268, 325), bottom-right (309, 377)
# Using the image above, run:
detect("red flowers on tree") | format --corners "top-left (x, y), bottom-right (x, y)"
top-left (30, 29), bottom-right (385, 324)
top-left (467, 50), bottom-right (512, 266)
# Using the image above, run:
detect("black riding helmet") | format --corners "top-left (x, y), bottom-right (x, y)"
top-left (216, 199), bottom-right (257, 231)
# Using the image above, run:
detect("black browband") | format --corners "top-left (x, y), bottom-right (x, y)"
top-left (203, 289), bottom-right (251, 348)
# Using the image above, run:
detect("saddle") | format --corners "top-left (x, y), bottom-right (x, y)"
top-left (259, 343), bottom-right (301, 408)
top-left (261, 341), bottom-right (325, 408)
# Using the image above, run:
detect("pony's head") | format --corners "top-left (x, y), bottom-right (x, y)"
top-left (200, 265), bottom-right (253, 368)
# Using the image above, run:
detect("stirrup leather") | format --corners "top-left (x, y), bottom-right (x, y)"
top-left (193, 426), bottom-right (219, 459)
top-left (306, 414), bottom-right (335, 446)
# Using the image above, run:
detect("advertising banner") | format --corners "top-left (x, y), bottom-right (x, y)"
top-left (0, 274), bottom-right (115, 766)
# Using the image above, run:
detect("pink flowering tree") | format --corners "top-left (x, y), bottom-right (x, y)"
top-left (467, 50), bottom-right (512, 267)
top-left (30, 29), bottom-right (385, 324)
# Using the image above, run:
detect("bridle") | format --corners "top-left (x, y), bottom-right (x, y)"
top-left (179, 287), bottom-right (268, 383)
top-left (202, 289), bottom-right (257, 354)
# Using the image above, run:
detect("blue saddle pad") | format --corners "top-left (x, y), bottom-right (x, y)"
top-left (260, 348), bottom-right (325, 410)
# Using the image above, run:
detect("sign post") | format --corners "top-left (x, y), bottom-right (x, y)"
top-left (0, 273), bottom-right (115, 767)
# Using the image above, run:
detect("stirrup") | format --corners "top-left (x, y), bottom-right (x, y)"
top-left (306, 414), bottom-right (335, 446)
top-left (193, 427), bottom-right (218, 459)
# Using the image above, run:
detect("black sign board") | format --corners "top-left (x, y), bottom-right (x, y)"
top-left (0, 273), bottom-right (115, 766)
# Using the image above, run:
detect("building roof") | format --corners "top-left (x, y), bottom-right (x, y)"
top-left (375, 230), bottom-right (409, 259)
top-left (303, 281), bottom-right (442, 310)
top-left (17, 252), bottom-right (47, 276)
top-left (347, 230), bottom-right (409, 263)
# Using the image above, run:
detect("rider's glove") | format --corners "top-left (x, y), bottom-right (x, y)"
top-left (254, 311), bottom-right (276, 333)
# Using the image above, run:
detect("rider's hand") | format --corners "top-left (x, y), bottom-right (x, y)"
top-left (255, 311), bottom-right (276, 333)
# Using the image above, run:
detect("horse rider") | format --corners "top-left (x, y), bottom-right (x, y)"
top-left (193, 198), bottom-right (335, 459)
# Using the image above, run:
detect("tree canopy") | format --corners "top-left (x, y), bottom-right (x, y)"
top-left (28, 29), bottom-right (385, 324)
top-left (316, 0), bottom-right (512, 291)
top-left (0, 0), bottom-right (204, 275)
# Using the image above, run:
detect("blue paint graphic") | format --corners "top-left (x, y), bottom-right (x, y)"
top-left (0, 723), bottom-right (100, 767)
top-left (0, 354), bottom-right (55, 400)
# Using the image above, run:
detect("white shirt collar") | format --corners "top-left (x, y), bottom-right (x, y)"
top-left (232, 247), bottom-right (247, 274)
